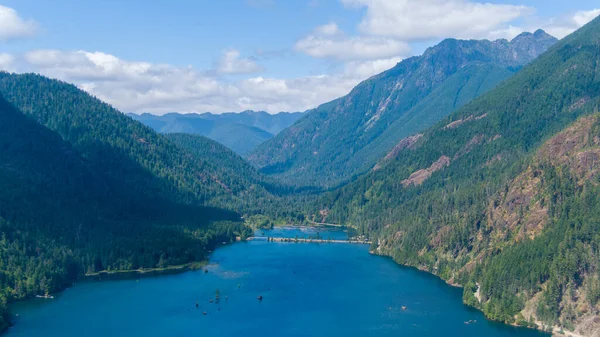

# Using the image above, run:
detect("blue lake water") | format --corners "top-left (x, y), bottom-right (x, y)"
top-left (7, 228), bottom-right (547, 337)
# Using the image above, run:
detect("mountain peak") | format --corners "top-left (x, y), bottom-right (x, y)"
top-left (534, 29), bottom-right (551, 38)
top-left (508, 30), bottom-right (558, 62)
top-left (511, 29), bottom-right (556, 44)
top-left (511, 31), bottom-right (533, 41)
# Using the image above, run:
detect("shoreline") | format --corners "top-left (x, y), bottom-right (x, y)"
top-left (84, 261), bottom-right (207, 279)
top-left (369, 249), bottom-right (574, 337)
top-left (5, 260), bottom-right (210, 333)
top-left (6, 232), bottom-right (570, 337)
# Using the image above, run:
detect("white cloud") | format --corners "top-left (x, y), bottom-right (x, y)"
top-left (7, 49), bottom-right (375, 114)
top-left (343, 57), bottom-right (402, 79)
top-left (0, 53), bottom-right (15, 71)
top-left (0, 5), bottom-right (38, 41)
top-left (482, 8), bottom-right (600, 41)
top-left (7, 2), bottom-right (596, 116)
top-left (486, 25), bottom-right (528, 41)
top-left (542, 9), bottom-right (600, 39)
top-left (314, 22), bottom-right (343, 36)
top-left (573, 9), bottom-right (600, 27)
top-left (23, 50), bottom-right (163, 83)
top-left (215, 49), bottom-right (264, 75)
top-left (295, 23), bottom-right (410, 61)
top-left (341, 0), bottom-right (533, 41)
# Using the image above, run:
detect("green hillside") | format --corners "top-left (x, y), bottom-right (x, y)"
top-left (166, 132), bottom-right (321, 223)
top-left (0, 72), bottom-right (275, 210)
top-left (314, 16), bottom-right (600, 333)
top-left (165, 133), bottom-right (265, 185)
top-left (0, 94), bottom-right (252, 329)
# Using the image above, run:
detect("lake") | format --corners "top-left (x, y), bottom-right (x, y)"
top-left (7, 227), bottom-right (547, 337)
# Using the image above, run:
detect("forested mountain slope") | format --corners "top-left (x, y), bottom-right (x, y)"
top-left (249, 30), bottom-right (557, 187)
top-left (166, 133), bottom-right (265, 187)
top-left (166, 133), bottom-right (321, 222)
top-left (0, 72), bottom-right (276, 211)
top-left (130, 110), bottom-right (303, 155)
top-left (314, 16), bottom-right (600, 334)
top-left (0, 95), bottom-right (251, 330)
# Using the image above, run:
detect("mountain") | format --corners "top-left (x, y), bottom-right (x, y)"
top-left (314, 17), bottom-right (600, 334)
top-left (0, 72), bottom-right (280, 211)
top-left (248, 30), bottom-right (558, 187)
top-left (165, 133), bottom-right (265, 185)
top-left (129, 110), bottom-right (304, 155)
top-left (165, 132), bottom-right (323, 217)
top-left (0, 92), bottom-right (254, 329)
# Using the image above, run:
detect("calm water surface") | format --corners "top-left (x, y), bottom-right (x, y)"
top-left (8, 228), bottom-right (547, 337)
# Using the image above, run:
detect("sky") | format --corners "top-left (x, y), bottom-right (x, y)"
top-left (0, 0), bottom-right (598, 115)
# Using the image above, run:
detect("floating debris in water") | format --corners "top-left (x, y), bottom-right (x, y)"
top-left (257, 295), bottom-right (263, 301)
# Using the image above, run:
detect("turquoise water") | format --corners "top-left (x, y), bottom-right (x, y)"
top-left (8, 228), bottom-right (547, 337)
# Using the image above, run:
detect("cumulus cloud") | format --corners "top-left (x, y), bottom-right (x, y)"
top-left (341, 0), bottom-right (532, 41)
top-left (215, 49), bottom-right (264, 75)
top-left (295, 23), bottom-right (410, 61)
top-left (0, 5), bottom-right (38, 41)
top-left (0, 53), bottom-right (15, 71)
top-left (343, 57), bottom-right (402, 79)
top-left (483, 8), bottom-right (600, 41)
top-left (6, 1), bottom-right (597, 116)
top-left (314, 22), bottom-right (343, 36)
top-left (6, 49), bottom-right (376, 114)
top-left (574, 9), bottom-right (600, 26)
top-left (542, 9), bottom-right (600, 39)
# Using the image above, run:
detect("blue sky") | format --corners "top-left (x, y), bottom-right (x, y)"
top-left (0, 0), bottom-right (598, 114)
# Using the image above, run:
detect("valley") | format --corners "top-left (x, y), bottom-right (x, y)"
top-left (129, 111), bottom-right (303, 155)
top-left (1, 4), bottom-right (600, 337)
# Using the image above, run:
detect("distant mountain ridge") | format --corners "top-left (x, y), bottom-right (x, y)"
top-left (248, 30), bottom-right (558, 187)
top-left (129, 110), bottom-right (304, 155)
